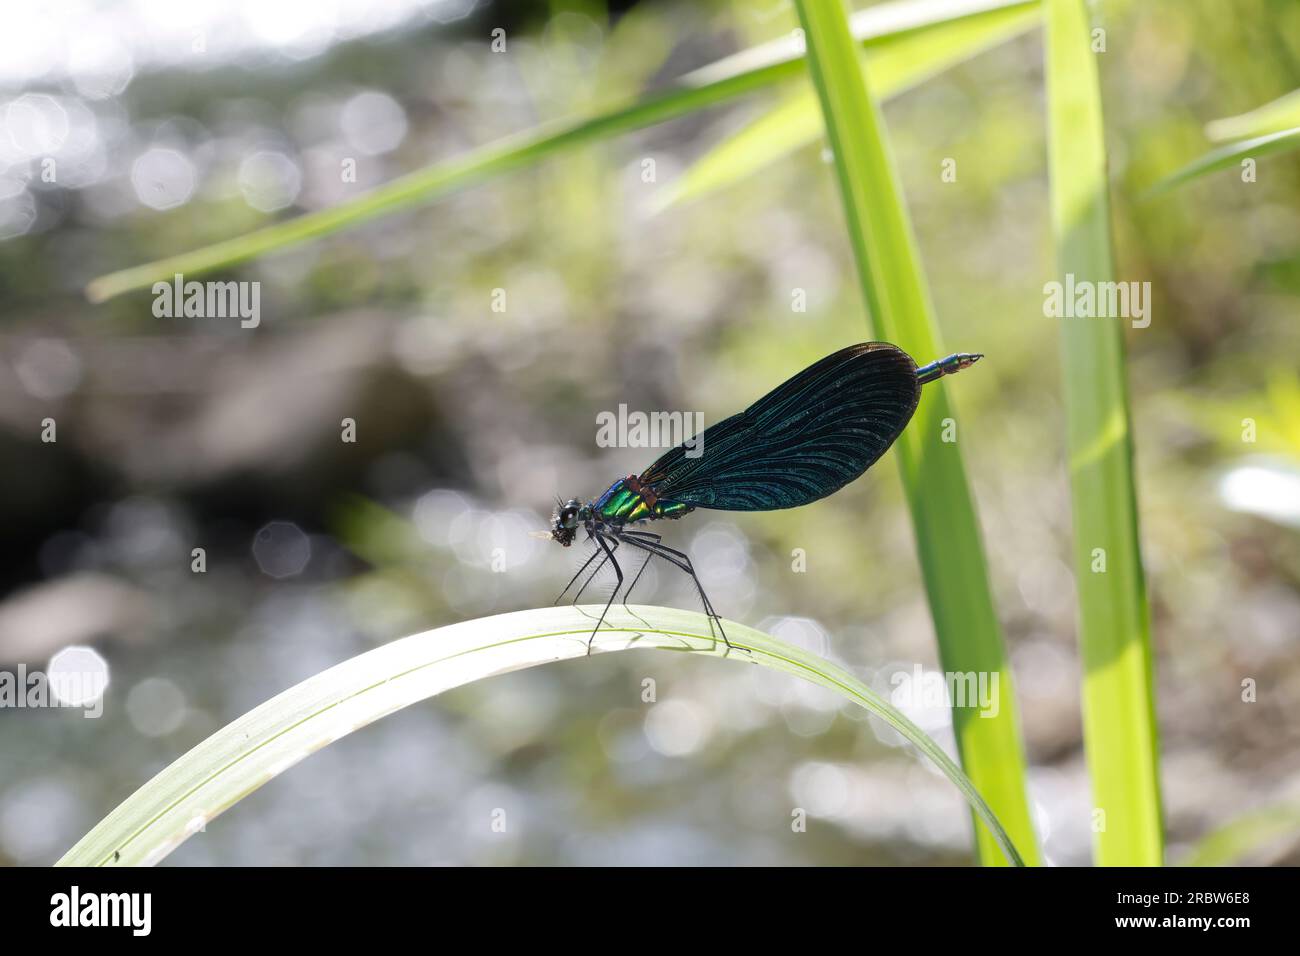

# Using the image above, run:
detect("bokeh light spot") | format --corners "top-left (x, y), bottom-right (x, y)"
top-left (253, 521), bottom-right (312, 578)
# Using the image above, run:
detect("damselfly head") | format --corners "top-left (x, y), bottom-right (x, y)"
top-left (550, 497), bottom-right (583, 547)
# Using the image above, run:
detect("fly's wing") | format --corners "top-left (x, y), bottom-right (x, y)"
top-left (639, 343), bottom-right (919, 511)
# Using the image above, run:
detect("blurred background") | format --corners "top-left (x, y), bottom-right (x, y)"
top-left (1, 0), bottom-right (1298, 866)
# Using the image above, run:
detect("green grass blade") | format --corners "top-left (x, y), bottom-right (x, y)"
top-left (1044, 0), bottom-right (1163, 866)
top-left (654, 1), bottom-right (1040, 211)
top-left (1181, 802), bottom-right (1300, 867)
top-left (1145, 126), bottom-right (1300, 196)
top-left (1205, 87), bottom-right (1300, 141)
top-left (792, 0), bottom-right (1038, 867)
top-left (648, 94), bottom-right (822, 213)
top-left (56, 605), bottom-right (1024, 867)
top-left (85, 0), bottom-right (1041, 303)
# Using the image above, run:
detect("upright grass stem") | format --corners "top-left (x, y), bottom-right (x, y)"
top-left (1044, 0), bottom-right (1163, 866)
top-left (793, 0), bottom-right (1039, 866)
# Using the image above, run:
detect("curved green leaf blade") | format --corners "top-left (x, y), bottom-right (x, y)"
top-left (57, 605), bottom-right (1024, 867)
top-left (1146, 126), bottom-right (1300, 196)
top-left (1181, 802), bottom-right (1300, 867)
top-left (85, 0), bottom-right (1042, 303)
top-left (1205, 88), bottom-right (1300, 142)
top-left (792, 0), bottom-right (1039, 866)
top-left (654, 1), bottom-right (1040, 211)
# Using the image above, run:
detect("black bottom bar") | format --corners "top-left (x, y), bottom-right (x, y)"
top-left (0, 865), bottom-right (1283, 942)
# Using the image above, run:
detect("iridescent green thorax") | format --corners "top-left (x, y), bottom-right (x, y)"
top-left (593, 476), bottom-right (692, 524)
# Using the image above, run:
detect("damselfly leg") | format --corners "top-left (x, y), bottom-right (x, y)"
top-left (584, 533), bottom-right (623, 654)
top-left (620, 530), bottom-right (660, 607)
top-left (617, 529), bottom-right (736, 653)
top-left (553, 546), bottom-right (602, 605)
top-left (556, 527), bottom-right (738, 655)
top-left (570, 547), bottom-right (610, 605)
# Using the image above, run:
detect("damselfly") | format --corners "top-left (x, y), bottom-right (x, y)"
top-left (542, 343), bottom-right (982, 651)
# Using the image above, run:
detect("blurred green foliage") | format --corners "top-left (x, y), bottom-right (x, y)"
top-left (1, 0), bottom-right (1298, 866)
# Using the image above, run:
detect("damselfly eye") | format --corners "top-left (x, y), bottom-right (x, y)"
top-left (559, 506), bottom-right (578, 529)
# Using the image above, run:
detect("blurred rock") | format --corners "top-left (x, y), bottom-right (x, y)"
top-left (0, 572), bottom-right (154, 664)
